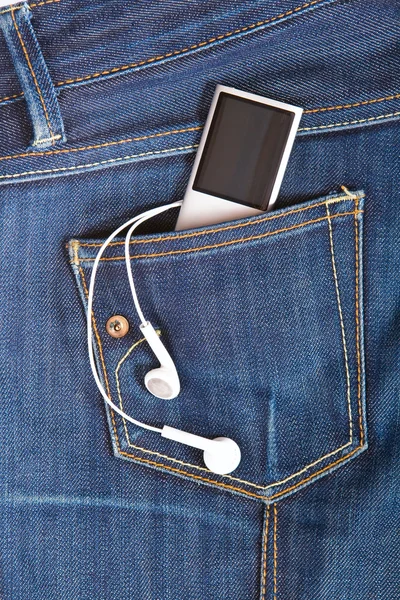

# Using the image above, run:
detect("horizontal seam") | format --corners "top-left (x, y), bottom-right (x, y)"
top-left (120, 433), bottom-right (352, 490)
top-left (0, 108), bottom-right (397, 167)
top-left (304, 91), bottom-right (400, 113)
top-left (0, 91), bottom-right (23, 102)
top-left (0, 5), bottom-right (23, 15)
top-left (31, 134), bottom-right (62, 145)
top-left (0, 1), bottom-right (397, 114)
top-left (299, 110), bottom-right (400, 131)
top-left (79, 195), bottom-right (362, 248)
top-left (0, 144), bottom-right (198, 179)
top-left (30, 0), bottom-right (60, 7)
top-left (118, 443), bottom-right (364, 501)
top-left (54, 0), bottom-right (333, 88)
top-left (79, 210), bottom-right (363, 262)
top-left (0, 126), bottom-right (202, 163)
top-left (1, 85), bottom-right (398, 118)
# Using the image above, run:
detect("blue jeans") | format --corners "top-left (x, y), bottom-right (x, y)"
top-left (0, 1), bottom-right (398, 598)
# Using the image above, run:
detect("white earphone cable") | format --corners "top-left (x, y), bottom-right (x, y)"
top-left (125, 216), bottom-right (152, 325)
top-left (87, 201), bottom-right (182, 433)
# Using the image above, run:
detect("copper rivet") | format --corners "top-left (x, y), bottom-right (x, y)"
top-left (106, 315), bottom-right (130, 338)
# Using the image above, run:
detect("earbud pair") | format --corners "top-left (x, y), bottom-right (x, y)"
top-left (87, 200), bottom-right (241, 476)
top-left (140, 320), bottom-right (241, 475)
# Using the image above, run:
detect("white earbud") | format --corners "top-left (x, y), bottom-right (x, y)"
top-left (162, 426), bottom-right (241, 475)
top-left (140, 321), bottom-right (180, 399)
top-left (87, 200), bottom-right (241, 475)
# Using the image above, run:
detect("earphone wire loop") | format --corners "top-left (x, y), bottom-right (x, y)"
top-left (87, 200), bottom-right (182, 434)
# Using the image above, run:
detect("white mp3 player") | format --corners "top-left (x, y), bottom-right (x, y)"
top-left (175, 85), bottom-right (303, 231)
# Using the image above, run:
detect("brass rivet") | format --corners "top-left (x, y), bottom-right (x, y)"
top-left (106, 315), bottom-right (130, 338)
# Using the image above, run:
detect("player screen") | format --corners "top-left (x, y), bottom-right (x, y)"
top-left (193, 92), bottom-right (295, 209)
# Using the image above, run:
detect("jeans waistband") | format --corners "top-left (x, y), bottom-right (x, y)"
top-left (0, 0), bottom-right (399, 167)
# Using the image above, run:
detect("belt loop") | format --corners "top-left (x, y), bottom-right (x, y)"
top-left (0, 2), bottom-right (66, 149)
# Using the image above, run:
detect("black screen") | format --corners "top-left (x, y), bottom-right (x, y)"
top-left (193, 92), bottom-right (295, 210)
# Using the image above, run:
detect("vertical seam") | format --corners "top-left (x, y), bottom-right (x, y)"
top-left (261, 505), bottom-right (270, 600)
top-left (354, 198), bottom-right (364, 445)
top-left (326, 203), bottom-right (353, 443)
top-left (78, 265), bottom-right (121, 452)
top-left (11, 6), bottom-right (55, 145)
top-left (273, 504), bottom-right (278, 600)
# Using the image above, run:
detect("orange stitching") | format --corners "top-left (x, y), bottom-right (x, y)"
top-left (0, 0), bottom-right (397, 120)
top-left (74, 202), bottom-right (365, 501)
top-left (30, 0), bottom-right (60, 7)
top-left (303, 92), bottom-right (400, 114)
top-left (0, 0), bottom-right (61, 9)
top-left (0, 5), bottom-right (23, 15)
top-left (54, 0), bottom-right (329, 88)
top-left (115, 335), bottom-right (156, 444)
top-left (78, 266), bottom-right (120, 452)
top-left (80, 194), bottom-right (362, 248)
top-left (0, 126), bottom-right (202, 163)
top-left (273, 504), bottom-right (278, 600)
top-left (354, 198), bottom-right (364, 445)
top-left (0, 91), bottom-right (23, 102)
top-left (1, 86), bottom-right (399, 122)
top-left (97, 198), bottom-right (358, 491)
top-left (261, 506), bottom-right (270, 599)
top-left (114, 443), bottom-right (363, 501)
top-left (81, 210), bottom-right (363, 262)
top-left (11, 8), bottom-right (55, 145)
top-left (265, 206), bottom-right (366, 501)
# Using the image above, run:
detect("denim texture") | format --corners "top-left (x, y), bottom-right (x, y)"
top-left (70, 192), bottom-right (367, 503)
top-left (0, 0), bottom-right (399, 599)
top-left (0, 2), bottom-right (65, 148)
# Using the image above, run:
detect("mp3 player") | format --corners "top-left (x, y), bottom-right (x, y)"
top-left (175, 85), bottom-right (303, 230)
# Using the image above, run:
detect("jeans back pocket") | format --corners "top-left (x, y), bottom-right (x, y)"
top-left (69, 190), bottom-right (367, 502)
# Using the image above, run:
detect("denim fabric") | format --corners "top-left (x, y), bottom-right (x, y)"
top-left (0, 2), bottom-right (65, 148)
top-left (0, 1), bottom-right (399, 599)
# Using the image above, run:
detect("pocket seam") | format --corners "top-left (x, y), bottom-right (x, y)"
top-left (77, 196), bottom-right (366, 501)
top-left (326, 203), bottom-right (353, 444)
top-left (113, 205), bottom-right (356, 489)
top-left (78, 193), bottom-right (359, 248)
top-left (78, 209), bottom-right (363, 263)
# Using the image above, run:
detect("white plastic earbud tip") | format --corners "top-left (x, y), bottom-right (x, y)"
top-left (203, 437), bottom-right (241, 475)
top-left (145, 377), bottom-right (174, 399)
